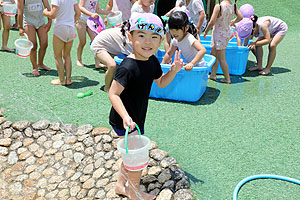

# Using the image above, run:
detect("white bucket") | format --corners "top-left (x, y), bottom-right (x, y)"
top-left (3, 3), bottom-right (17, 16)
top-left (15, 33), bottom-right (33, 58)
top-left (107, 11), bottom-right (123, 28)
top-left (117, 125), bottom-right (151, 171)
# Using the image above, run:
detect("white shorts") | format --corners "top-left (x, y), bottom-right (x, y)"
top-left (53, 25), bottom-right (76, 43)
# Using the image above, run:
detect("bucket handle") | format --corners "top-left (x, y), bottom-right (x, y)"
top-left (20, 33), bottom-right (29, 40)
top-left (125, 124), bottom-right (141, 154)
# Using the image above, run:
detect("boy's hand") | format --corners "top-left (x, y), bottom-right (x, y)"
top-left (184, 63), bottom-right (194, 71)
top-left (123, 116), bottom-right (136, 132)
top-left (171, 50), bottom-right (183, 73)
top-left (91, 13), bottom-right (99, 19)
top-left (19, 28), bottom-right (25, 36)
top-left (248, 42), bottom-right (256, 50)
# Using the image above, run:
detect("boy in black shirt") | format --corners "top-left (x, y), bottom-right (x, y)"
top-left (109, 13), bottom-right (183, 200)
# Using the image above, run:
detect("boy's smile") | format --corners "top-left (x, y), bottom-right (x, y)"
top-left (129, 30), bottom-right (163, 60)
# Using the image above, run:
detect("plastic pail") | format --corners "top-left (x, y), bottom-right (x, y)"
top-left (3, 3), bottom-right (17, 16)
top-left (107, 11), bottom-right (122, 28)
top-left (87, 16), bottom-right (105, 35)
top-left (14, 33), bottom-right (33, 58)
top-left (117, 125), bottom-right (151, 171)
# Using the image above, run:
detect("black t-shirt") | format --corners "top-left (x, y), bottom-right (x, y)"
top-left (109, 55), bottom-right (163, 130)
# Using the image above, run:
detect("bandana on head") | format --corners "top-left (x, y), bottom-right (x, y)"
top-left (130, 13), bottom-right (165, 38)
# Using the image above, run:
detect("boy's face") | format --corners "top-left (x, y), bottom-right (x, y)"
top-left (129, 30), bottom-right (163, 61)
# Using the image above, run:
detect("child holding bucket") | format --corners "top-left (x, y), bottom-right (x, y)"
top-left (43, 0), bottom-right (80, 85)
top-left (162, 11), bottom-right (206, 71)
top-left (76, 0), bottom-right (112, 68)
top-left (90, 21), bottom-right (133, 92)
top-left (17, 0), bottom-right (52, 76)
top-left (203, 0), bottom-right (243, 84)
top-left (237, 15), bottom-right (288, 75)
top-left (0, 0), bottom-right (16, 52)
top-left (109, 13), bottom-right (183, 199)
top-left (103, 0), bottom-right (136, 25)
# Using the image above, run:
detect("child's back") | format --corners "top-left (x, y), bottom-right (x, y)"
top-left (52, 0), bottom-right (77, 27)
top-left (212, 1), bottom-right (234, 50)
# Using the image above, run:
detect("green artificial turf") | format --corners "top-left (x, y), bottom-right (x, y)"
top-left (1, 0), bottom-right (300, 199)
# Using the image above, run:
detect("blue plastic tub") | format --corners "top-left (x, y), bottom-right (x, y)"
top-left (114, 49), bottom-right (216, 102)
top-left (200, 35), bottom-right (251, 75)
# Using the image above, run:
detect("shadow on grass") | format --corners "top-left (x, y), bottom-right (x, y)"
top-left (242, 60), bottom-right (291, 77)
top-left (22, 69), bottom-right (58, 77)
top-left (65, 76), bottom-right (99, 89)
top-left (184, 171), bottom-right (205, 185)
top-left (0, 49), bottom-right (16, 54)
top-left (149, 86), bottom-right (220, 106)
top-left (84, 64), bottom-right (107, 73)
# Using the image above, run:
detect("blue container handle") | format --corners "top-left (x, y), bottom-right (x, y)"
top-left (125, 124), bottom-right (141, 154)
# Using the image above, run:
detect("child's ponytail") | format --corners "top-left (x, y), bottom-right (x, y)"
top-left (234, 0), bottom-right (237, 15)
top-left (250, 14), bottom-right (258, 28)
top-left (120, 20), bottom-right (130, 47)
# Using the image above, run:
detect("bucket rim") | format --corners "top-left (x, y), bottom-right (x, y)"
top-left (117, 134), bottom-right (151, 154)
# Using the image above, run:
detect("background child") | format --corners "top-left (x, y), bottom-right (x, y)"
top-left (237, 15), bottom-right (288, 75)
top-left (162, 11), bottom-right (206, 71)
top-left (104, 0), bottom-right (136, 25)
top-left (131, 0), bottom-right (155, 18)
top-left (76, 0), bottom-right (112, 67)
top-left (176, 0), bottom-right (207, 34)
top-left (43, 0), bottom-right (80, 85)
top-left (108, 13), bottom-right (183, 200)
top-left (90, 21), bottom-right (133, 92)
top-left (0, 0), bottom-right (15, 52)
top-left (203, 0), bottom-right (242, 84)
top-left (18, 0), bottom-right (52, 76)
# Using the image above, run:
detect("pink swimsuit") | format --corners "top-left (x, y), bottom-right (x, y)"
top-left (211, 1), bottom-right (234, 50)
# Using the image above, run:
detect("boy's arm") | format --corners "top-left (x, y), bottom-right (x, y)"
top-left (161, 44), bottom-right (177, 64)
top-left (155, 50), bottom-right (184, 88)
top-left (17, 0), bottom-right (25, 36)
top-left (42, 0), bottom-right (52, 32)
top-left (184, 40), bottom-right (206, 71)
top-left (104, 0), bottom-right (113, 25)
top-left (203, 4), bottom-right (220, 37)
top-left (95, 0), bottom-right (112, 16)
top-left (109, 80), bottom-right (136, 131)
top-left (79, 0), bottom-right (97, 18)
top-left (43, 5), bottom-right (58, 19)
top-left (74, 3), bottom-right (81, 22)
top-left (196, 10), bottom-right (205, 33)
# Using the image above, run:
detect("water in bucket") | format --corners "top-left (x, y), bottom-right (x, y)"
top-left (15, 34), bottom-right (33, 58)
top-left (3, 2), bottom-right (17, 16)
top-left (117, 125), bottom-right (151, 171)
top-left (107, 11), bottom-right (123, 28)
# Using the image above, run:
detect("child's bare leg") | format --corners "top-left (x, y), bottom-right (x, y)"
top-left (25, 26), bottom-right (40, 76)
top-left (63, 40), bottom-right (74, 85)
top-left (217, 49), bottom-right (231, 84)
top-left (37, 25), bottom-right (51, 71)
top-left (209, 46), bottom-right (217, 81)
top-left (1, 14), bottom-right (14, 52)
top-left (96, 51), bottom-right (117, 92)
top-left (260, 34), bottom-right (285, 75)
top-left (52, 35), bottom-right (65, 85)
top-left (76, 22), bottom-right (86, 67)
top-left (249, 46), bottom-right (263, 71)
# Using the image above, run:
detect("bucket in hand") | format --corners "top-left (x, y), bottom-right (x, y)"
top-left (117, 125), bottom-right (151, 171)
top-left (3, 2), bottom-right (17, 16)
top-left (87, 16), bottom-right (105, 35)
top-left (14, 33), bottom-right (33, 58)
top-left (106, 11), bottom-right (123, 28)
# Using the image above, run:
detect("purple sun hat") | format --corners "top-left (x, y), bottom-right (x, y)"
top-left (240, 4), bottom-right (254, 18)
top-left (130, 13), bottom-right (165, 37)
top-left (237, 18), bottom-right (253, 39)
